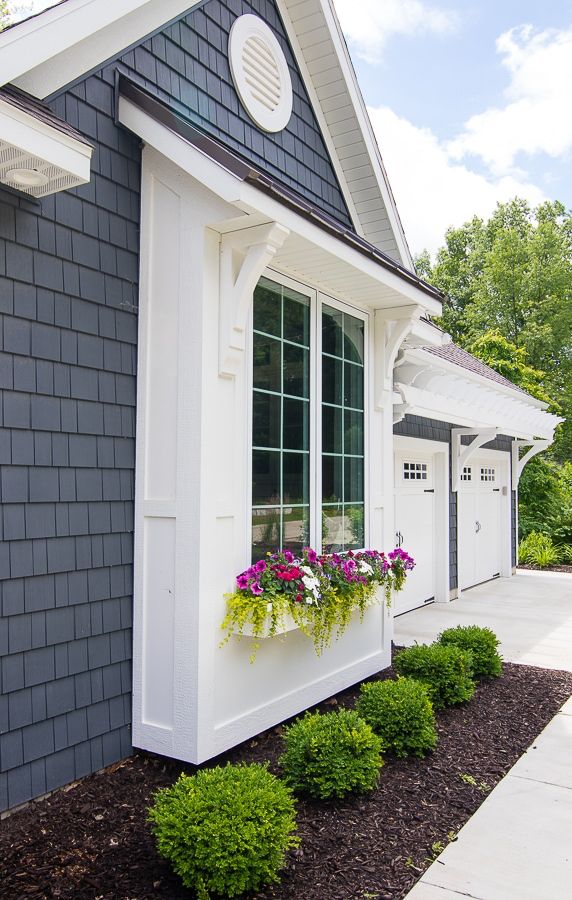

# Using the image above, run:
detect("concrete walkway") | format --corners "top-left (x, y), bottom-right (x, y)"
top-left (398, 571), bottom-right (572, 900)
top-left (395, 570), bottom-right (572, 671)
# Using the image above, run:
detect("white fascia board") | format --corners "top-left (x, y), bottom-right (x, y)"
top-left (3, 0), bottom-right (203, 99)
top-left (0, 96), bottom-right (92, 179)
top-left (118, 95), bottom-right (442, 317)
top-left (275, 0), bottom-right (363, 237)
top-left (403, 347), bottom-right (548, 410)
top-left (319, 0), bottom-right (414, 270)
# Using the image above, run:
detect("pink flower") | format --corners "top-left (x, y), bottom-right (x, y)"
top-left (283, 550), bottom-right (295, 563)
top-left (250, 581), bottom-right (264, 595)
top-left (254, 559), bottom-right (267, 573)
top-left (236, 574), bottom-right (249, 590)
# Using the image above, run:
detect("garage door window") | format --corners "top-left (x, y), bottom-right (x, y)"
top-left (480, 467), bottom-right (496, 482)
top-left (251, 276), bottom-right (366, 560)
top-left (403, 461), bottom-right (428, 481)
top-left (461, 467), bottom-right (472, 481)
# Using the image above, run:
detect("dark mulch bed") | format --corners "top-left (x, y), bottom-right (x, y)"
top-left (519, 564), bottom-right (572, 573)
top-left (2, 655), bottom-right (571, 900)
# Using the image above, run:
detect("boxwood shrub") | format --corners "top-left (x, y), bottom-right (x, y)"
top-left (393, 643), bottom-right (475, 709)
top-left (356, 676), bottom-right (437, 757)
top-left (438, 625), bottom-right (503, 678)
top-left (280, 708), bottom-right (383, 799)
top-left (148, 763), bottom-right (299, 898)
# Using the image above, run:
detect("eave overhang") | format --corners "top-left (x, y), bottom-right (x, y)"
top-left (0, 87), bottom-right (93, 197)
top-left (117, 80), bottom-right (443, 318)
top-left (394, 347), bottom-right (562, 441)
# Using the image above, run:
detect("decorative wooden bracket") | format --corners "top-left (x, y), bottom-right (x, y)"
top-left (374, 305), bottom-right (422, 409)
top-left (451, 427), bottom-right (499, 492)
top-left (219, 221), bottom-right (290, 377)
top-left (511, 439), bottom-right (551, 490)
top-left (392, 387), bottom-right (410, 424)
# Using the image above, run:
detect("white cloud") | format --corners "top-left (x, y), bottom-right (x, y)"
top-left (448, 25), bottom-right (572, 173)
top-left (368, 105), bottom-right (545, 256)
top-left (334, 0), bottom-right (458, 64)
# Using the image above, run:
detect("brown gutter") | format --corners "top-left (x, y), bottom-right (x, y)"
top-left (117, 75), bottom-right (446, 306)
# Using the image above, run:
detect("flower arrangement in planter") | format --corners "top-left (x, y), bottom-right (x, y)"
top-left (221, 547), bottom-right (414, 659)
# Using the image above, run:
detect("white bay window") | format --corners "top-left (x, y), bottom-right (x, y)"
top-left (251, 274), bottom-right (366, 560)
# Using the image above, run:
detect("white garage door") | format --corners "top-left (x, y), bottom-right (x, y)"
top-left (458, 459), bottom-right (502, 591)
top-left (394, 453), bottom-right (436, 614)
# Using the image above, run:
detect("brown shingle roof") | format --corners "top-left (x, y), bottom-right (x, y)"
top-left (0, 84), bottom-right (93, 148)
top-left (422, 342), bottom-right (531, 397)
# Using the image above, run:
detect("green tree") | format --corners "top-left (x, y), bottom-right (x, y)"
top-left (417, 198), bottom-right (572, 460)
top-left (0, 2), bottom-right (10, 28)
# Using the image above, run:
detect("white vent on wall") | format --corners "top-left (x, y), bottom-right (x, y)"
top-left (229, 14), bottom-right (293, 133)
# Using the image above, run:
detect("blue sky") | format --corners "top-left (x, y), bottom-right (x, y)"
top-left (14, 0), bottom-right (572, 256)
top-left (334, 0), bottom-right (572, 254)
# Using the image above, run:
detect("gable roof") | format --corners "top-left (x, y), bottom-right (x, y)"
top-left (0, 0), bottom-right (413, 268)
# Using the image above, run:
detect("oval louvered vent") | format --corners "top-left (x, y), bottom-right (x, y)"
top-left (229, 14), bottom-right (293, 133)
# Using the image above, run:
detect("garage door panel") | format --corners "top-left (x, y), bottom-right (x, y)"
top-left (458, 457), bottom-right (504, 591)
top-left (395, 491), bottom-right (435, 614)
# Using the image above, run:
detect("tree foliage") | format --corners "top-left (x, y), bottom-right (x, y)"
top-left (416, 199), bottom-right (572, 460)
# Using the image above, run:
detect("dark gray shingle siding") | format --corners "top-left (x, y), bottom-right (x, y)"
top-left (116, 0), bottom-right (351, 227)
top-left (0, 65), bottom-right (138, 812)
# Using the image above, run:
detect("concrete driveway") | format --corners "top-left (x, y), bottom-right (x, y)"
top-left (394, 569), bottom-right (572, 671)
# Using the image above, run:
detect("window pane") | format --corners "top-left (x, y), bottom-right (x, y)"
top-left (322, 455), bottom-right (342, 503)
top-left (322, 504), bottom-right (343, 553)
top-left (283, 506), bottom-right (310, 555)
top-left (283, 343), bottom-right (309, 398)
top-left (344, 361), bottom-right (363, 410)
top-left (252, 450), bottom-right (280, 505)
top-left (252, 507), bottom-right (281, 561)
top-left (283, 397), bottom-right (309, 451)
top-left (344, 457), bottom-right (364, 503)
top-left (283, 452), bottom-right (309, 505)
top-left (322, 405), bottom-right (342, 454)
top-left (345, 504), bottom-right (364, 549)
top-left (344, 316), bottom-right (364, 364)
top-left (253, 279), bottom-right (281, 336)
top-left (322, 306), bottom-right (343, 356)
top-left (253, 333), bottom-right (281, 393)
top-left (253, 391), bottom-right (280, 448)
top-left (322, 354), bottom-right (342, 406)
top-left (283, 288), bottom-right (310, 346)
top-left (321, 304), bottom-right (365, 552)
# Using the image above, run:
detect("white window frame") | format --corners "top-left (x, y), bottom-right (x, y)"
top-left (246, 268), bottom-right (369, 559)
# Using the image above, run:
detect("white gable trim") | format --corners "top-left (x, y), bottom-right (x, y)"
top-left (2, 0), bottom-right (204, 99)
top-left (3, 0), bottom-right (413, 270)
top-left (280, 0), bottom-right (414, 268)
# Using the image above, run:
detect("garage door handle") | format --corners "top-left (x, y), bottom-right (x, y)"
top-left (424, 488), bottom-right (434, 493)
top-left (475, 520), bottom-right (481, 533)
top-left (395, 531), bottom-right (403, 547)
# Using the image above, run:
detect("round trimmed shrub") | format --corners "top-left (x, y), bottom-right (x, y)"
top-left (280, 708), bottom-right (383, 799)
top-left (393, 643), bottom-right (475, 709)
top-left (148, 763), bottom-right (299, 898)
top-left (356, 676), bottom-right (437, 758)
top-left (438, 625), bottom-right (503, 678)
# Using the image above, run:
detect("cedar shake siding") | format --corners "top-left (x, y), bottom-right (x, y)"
top-left (0, 0), bottom-right (352, 812)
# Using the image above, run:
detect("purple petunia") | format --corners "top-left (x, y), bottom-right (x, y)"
top-left (236, 574), bottom-right (249, 589)
top-left (250, 581), bottom-right (264, 595)
top-left (254, 559), bottom-right (267, 573)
